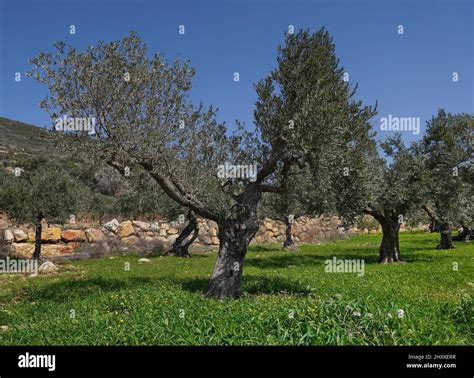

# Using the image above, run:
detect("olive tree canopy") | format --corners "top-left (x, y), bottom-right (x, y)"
top-left (29, 29), bottom-right (376, 298)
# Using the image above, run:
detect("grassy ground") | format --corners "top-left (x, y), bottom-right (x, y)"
top-left (0, 232), bottom-right (472, 345)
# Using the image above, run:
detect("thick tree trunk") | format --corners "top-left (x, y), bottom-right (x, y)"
top-left (379, 219), bottom-right (401, 263)
top-left (166, 211), bottom-right (198, 257)
top-left (204, 184), bottom-right (261, 299)
top-left (205, 230), bottom-right (245, 299)
top-left (32, 217), bottom-right (43, 260)
top-left (205, 220), bottom-right (259, 299)
top-left (283, 216), bottom-right (295, 248)
top-left (437, 223), bottom-right (455, 249)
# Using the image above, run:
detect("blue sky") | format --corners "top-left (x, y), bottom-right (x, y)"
top-left (0, 0), bottom-right (472, 144)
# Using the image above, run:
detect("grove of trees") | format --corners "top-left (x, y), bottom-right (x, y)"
top-left (0, 28), bottom-right (467, 298)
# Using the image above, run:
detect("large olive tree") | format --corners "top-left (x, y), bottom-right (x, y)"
top-left (28, 29), bottom-right (376, 298)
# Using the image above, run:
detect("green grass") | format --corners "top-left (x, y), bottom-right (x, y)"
top-left (0, 232), bottom-right (472, 345)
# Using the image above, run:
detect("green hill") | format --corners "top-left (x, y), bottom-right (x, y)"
top-left (0, 117), bottom-right (54, 168)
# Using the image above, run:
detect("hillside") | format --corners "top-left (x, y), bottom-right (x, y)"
top-left (0, 117), bottom-right (53, 167)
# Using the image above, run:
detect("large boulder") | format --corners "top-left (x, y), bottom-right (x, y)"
top-left (85, 228), bottom-right (105, 242)
top-left (104, 219), bottom-right (120, 234)
top-left (41, 227), bottom-right (61, 243)
top-left (61, 230), bottom-right (86, 242)
top-left (13, 229), bottom-right (28, 243)
top-left (118, 221), bottom-right (135, 239)
top-left (3, 230), bottom-right (14, 244)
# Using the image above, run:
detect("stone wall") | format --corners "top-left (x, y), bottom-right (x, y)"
top-left (0, 215), bottom-right (347, 260)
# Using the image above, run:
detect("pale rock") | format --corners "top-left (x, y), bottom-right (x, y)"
top-left (4, 230), bottom-right (14, 244)
top-left (132, 220), bottom-right (150, 231)
top-left (38, 261), bottom-right (58, 273)
top-left (85, 228), bottom-right (105, 242)
top-left (104, 219), bottom-right (120, 233)
top-left (13, 229), bottom-right (28, 242)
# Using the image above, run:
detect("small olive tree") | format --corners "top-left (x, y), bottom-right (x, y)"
top-left (332, 135), bottom-right (424, 263)
top-left (421, 109), bottom-right (474, 249)
top-left (260, 164), bottom-right (332, 248)
top-left (0, 161), bottom-right (79, 260)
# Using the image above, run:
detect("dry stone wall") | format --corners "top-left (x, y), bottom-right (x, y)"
top-left (0, 215), bottom-right (347, 260)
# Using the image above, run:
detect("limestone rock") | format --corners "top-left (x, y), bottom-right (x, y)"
top-left (41, 244), bottom-right (74, 257)
top-left (264, 222), bottom-right (273, 230)
top-left (118, 221), bottom-right (134, 238)
top-left (4, 230), bottom-right (14, 244)
top-left (168, 228), bottom-right (178, 235)
top-left (10, 243), bottom-right (34, 258)
top-left (85, 228), bottom-right (105, 242)
top-left (138, 258), bottom-right (151, 263)
top-left (121, 235), bottom-right (139, 245)
top-left (149, 222), bottom-right (160, 232)
top-left (104, 219), bottom-right (120, 234)
top-left (132, 220), bottom-right (150, 231)
top-left (38, 261), bottom-right (58, 273)
top-left (41, 227), bottom-right (61, 243)
top-left (61, 230), bottom-right (86, 242)
top-left (13, 229), bottom-right (28, 242)
top-left (27, 232), bottom-right (36, 242)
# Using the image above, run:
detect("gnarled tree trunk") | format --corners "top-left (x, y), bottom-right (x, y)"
top-left (437, 223), bottom-right (455, 249)
top-left (283, 216), bottom-right (295, 248)
top-left (205, 187), bottom-right (260, 299)
top-left (379, 218), bottom-right (401, 263)
top-left (166, 211), bottom-right (198, 257)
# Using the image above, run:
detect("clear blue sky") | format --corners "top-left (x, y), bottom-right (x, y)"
top-left (0, 0), bottom-right (472, 144)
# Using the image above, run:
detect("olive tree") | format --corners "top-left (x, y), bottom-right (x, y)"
top-left (28, 29), bottom-right (375, 298)
top-left (333, 134), bottom-right (424, 263)
top-left (0, 161), bottom-right (79, 260)
top-left (260, 164), bottom-right (332, 248)
top-left (421, 109), bottom-right (474, 249)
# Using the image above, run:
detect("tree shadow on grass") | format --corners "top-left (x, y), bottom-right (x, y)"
top-left (20, 276), bottom-right (156, 303)
top-left (177, 275), bottom-right (312, 296)
top-left (245, 252), bottom-right (380, 269)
